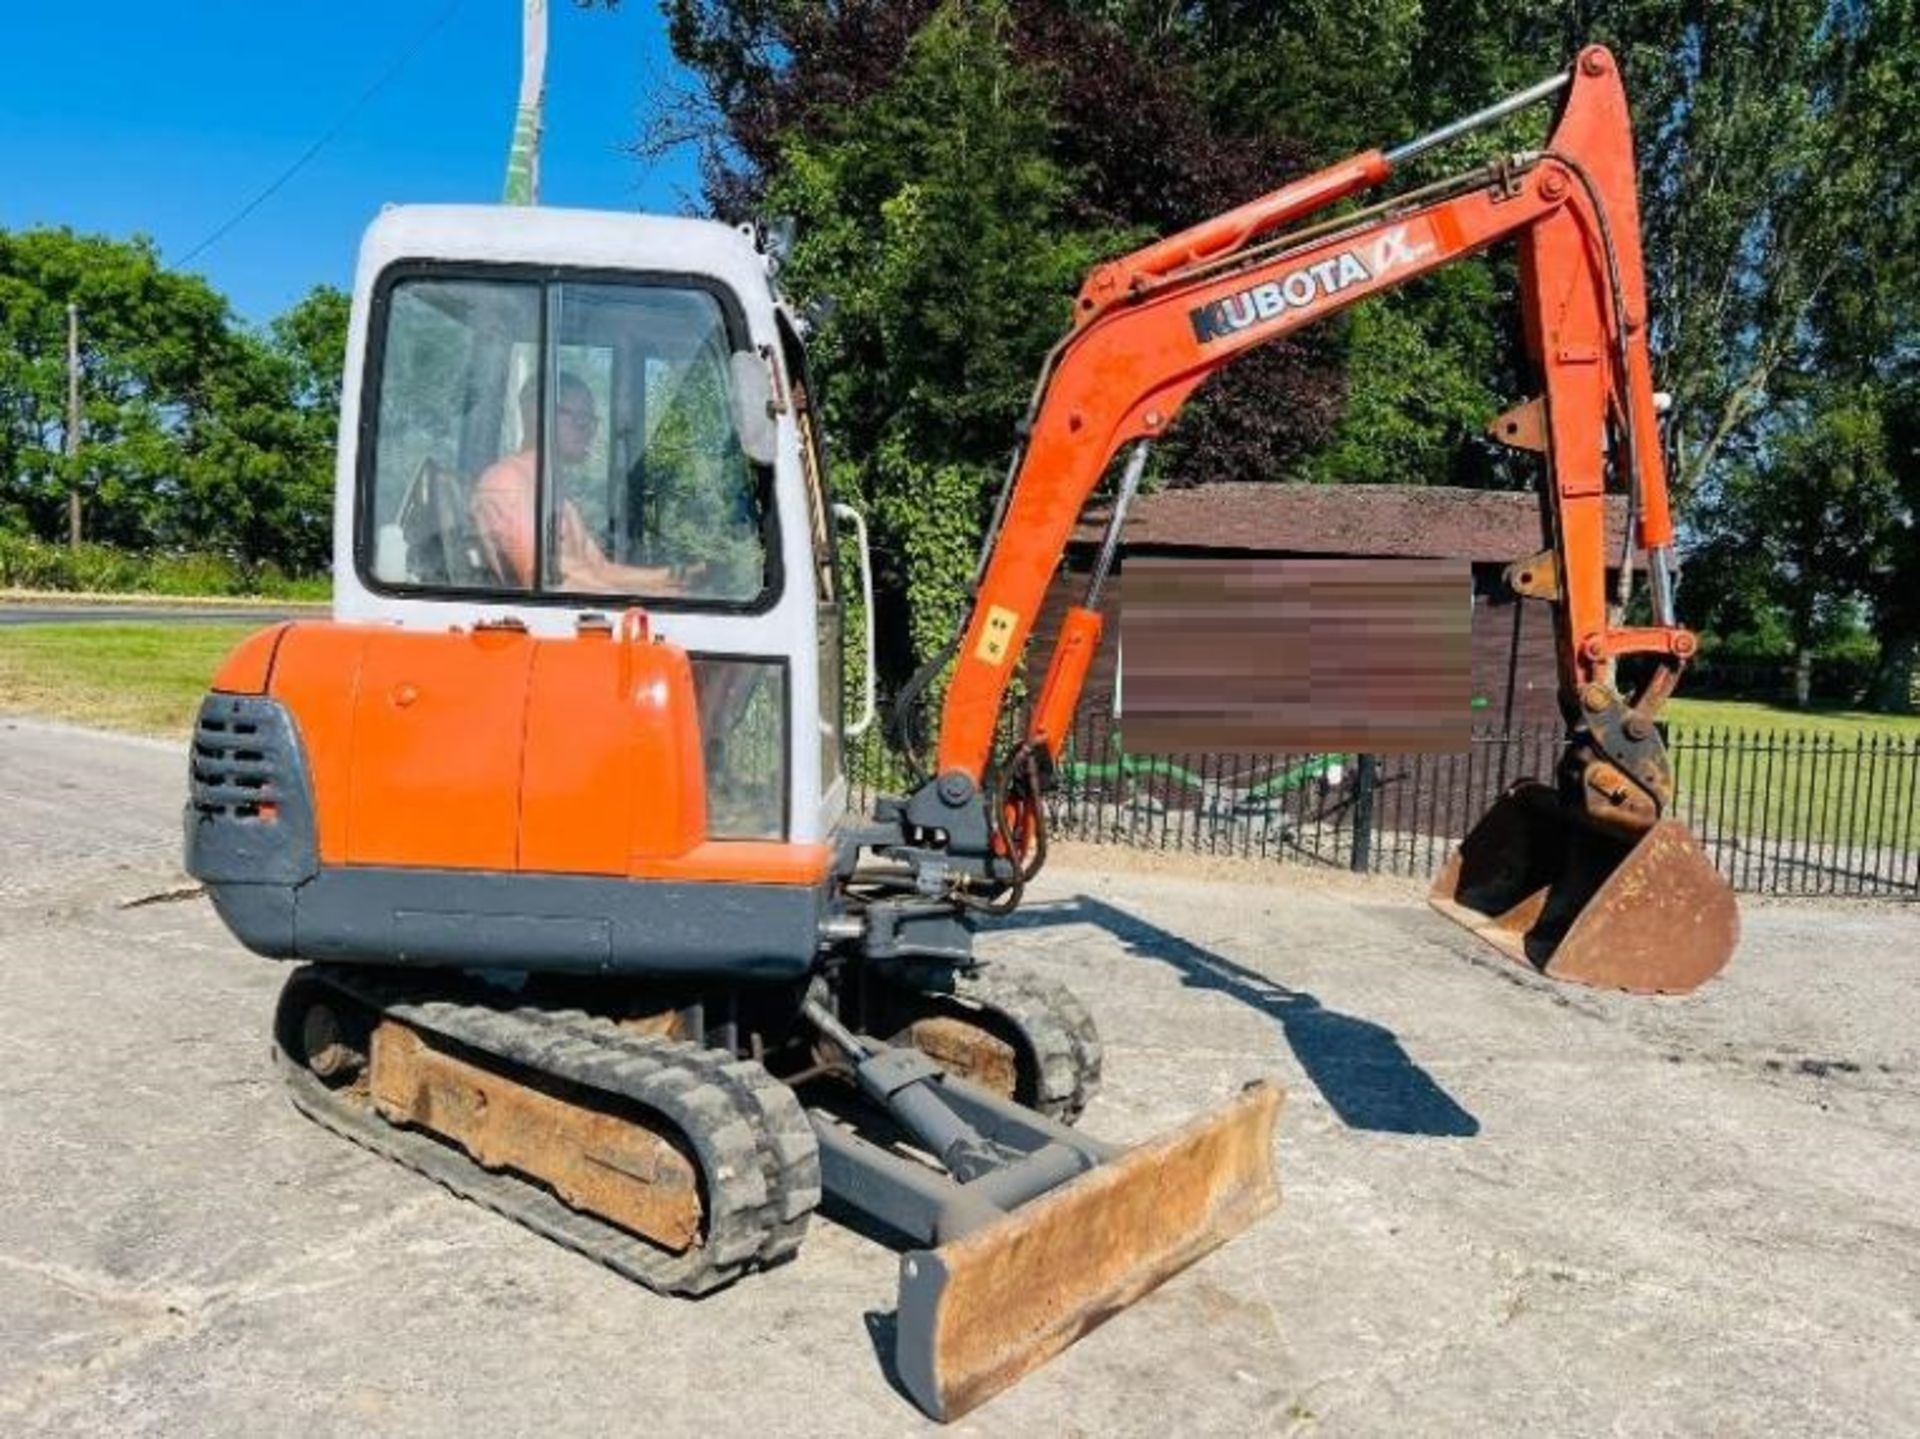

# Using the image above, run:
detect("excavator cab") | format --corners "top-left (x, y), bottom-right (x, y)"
top-left (336, 211), bottom-right (851, 858)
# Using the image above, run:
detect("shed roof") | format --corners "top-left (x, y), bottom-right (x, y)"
top-left (1075, 483), bottom-right (1637, 564)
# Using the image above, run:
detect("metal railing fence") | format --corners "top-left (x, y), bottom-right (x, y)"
top-left (846, 714), bottom-right (1920, 898)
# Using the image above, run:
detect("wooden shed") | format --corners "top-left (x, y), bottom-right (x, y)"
top-left (1034, 483), bottom-right (1639, 744)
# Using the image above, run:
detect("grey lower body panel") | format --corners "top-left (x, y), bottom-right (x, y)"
top-left (207, 866), bottom-right (823, 979)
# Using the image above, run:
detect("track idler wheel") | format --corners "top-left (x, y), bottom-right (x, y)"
top-left (1429, 780), bottom-right (1739, 995)
top-left (276, 971), bottom-right (372, 1088)
top-left (870, 967), bottom-right (1102, 1124)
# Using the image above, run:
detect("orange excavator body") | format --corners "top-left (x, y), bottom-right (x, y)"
top-left (188, 45), bottom-right (1735, 1428)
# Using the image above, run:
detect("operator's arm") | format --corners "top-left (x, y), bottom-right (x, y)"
top-left (553, 504), bottom-right (689, 595)
top-left (470, 457), bottom-right (536, 588)
top-left (471, 460), bottom-right (692, 596)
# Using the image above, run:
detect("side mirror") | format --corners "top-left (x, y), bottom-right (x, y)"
top-left (730, 351), bottom-right (780, 467)
top-left (763, 215), bottom-right (797, 273)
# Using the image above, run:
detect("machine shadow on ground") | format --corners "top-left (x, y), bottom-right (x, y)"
top-left (859, 1310), bottom-right (915, 1406)
top-left (997, 895), bottom-right (1480, 1138)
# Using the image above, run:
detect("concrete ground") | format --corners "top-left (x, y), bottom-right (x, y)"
top-left (2, 717), bottom-right (1916, 1437)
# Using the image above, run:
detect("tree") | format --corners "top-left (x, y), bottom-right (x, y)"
top-left (170, 330), bottom-right (332, 576)
top-left (1689, 386), bottom-right (1901, 707)
top-left (651, 0), bottom-right (1348, 669)
top-left (1157, 2), bottom-right (1919, 511)
top-left (1660, 2), bottom-right (1920, 704)
top-left (0, 228), bottom-right (232, 545)
top-left (262, 284), bottom-right (351, 571)
top-left (757, 5), bottom-right (1137, 665)
top-left (272, 284), bottom-right (349, 415)
top-left (1608, 1), bottom-right (1918, 510)
top-left (1858, 368), bottom-right (1920, 711)
top-left (0, 229), bottom-right (342, 574)
top-left (639, 0), bottom-right (1920, 698)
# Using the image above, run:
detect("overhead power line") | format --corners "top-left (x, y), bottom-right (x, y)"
top-left (174, 0), bottom-right (469, 268)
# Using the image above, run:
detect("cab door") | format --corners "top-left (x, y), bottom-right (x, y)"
top-left (781, 316), bottom-right (850, 837)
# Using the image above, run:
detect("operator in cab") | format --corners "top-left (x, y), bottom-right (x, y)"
top-left (471, 372), bottom-right (692, 595)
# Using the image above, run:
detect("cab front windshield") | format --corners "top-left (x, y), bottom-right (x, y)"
top-left (365, 274), bottom-right (771, 605)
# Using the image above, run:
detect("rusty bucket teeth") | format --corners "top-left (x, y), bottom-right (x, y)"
top-left (1429, 781), bottom-right (1739, 995)
top-left (894, 1080), bottom-right (1282, 1422)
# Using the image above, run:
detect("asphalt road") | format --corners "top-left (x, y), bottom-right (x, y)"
top-left (2, 717), bottom-right (1916, 1436)
top-left (0, 605), bottom-right (310, 626)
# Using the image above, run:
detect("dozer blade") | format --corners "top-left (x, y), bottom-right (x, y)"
top-left (1429, 781), bottom-right (1738, 994)
top-left (895, 1079), bottom-right (1282, 1421)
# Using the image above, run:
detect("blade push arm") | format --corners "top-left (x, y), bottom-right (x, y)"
top-left (935, 47), bottom-right (1688, 836)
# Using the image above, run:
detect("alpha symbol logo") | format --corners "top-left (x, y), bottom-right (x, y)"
top-left (1187, 225), bottom-right (1436, 344)
top-left (1369, 226), bottom-right (1431, 272)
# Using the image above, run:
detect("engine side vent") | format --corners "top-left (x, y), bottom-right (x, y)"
top-left (184, 694), bottom-right (319, 887)
top-left (192, 702), bottom-right (281, 821)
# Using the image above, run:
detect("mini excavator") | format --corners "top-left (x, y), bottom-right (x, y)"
top-left (187, 47), bottom-right (1736, 1420)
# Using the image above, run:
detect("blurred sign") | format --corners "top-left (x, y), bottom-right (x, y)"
top-left (1119, 556), bottom-right (1470, 753)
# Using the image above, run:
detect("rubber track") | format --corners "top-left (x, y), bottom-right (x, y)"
top-left (510, 1006), bottom-right (820, 1264)
top-left (278, 967), bottom-right (819, 1297)
top-left (944, 964), bottom-right (1105, 1125)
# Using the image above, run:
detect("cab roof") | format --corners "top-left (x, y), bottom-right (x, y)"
top-left (354, 204), bottom-right (774, 301)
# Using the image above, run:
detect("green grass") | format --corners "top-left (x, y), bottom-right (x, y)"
top-left (0, 623), bottom-right (261, 738)
top-left (1662, 698), bottom-right (1920, 850)
top-left (1663, 696), bottom-right (1920, 739)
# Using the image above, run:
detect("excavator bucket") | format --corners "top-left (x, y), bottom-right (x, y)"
top-left (1428, 781), bottom-right (1738, 994)
top-left (894, 1080), bottom-right (1282, 1421)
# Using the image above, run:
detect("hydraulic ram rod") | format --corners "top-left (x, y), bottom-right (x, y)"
top-left (1070, 65), bottom-right (1568, 317)
top-left (1383, 70), bottom-right (1572, 167)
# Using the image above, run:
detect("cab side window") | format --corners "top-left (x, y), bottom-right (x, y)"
top-left (366, 279), bottom-right (539, 591)
top-left (362, 274), bottom-right (774, 608)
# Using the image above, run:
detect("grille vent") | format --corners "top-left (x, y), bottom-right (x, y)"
top-left (191, 705), bottom-right (279, 821)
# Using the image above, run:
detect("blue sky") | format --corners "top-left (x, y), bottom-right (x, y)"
top-left (0, 2), bottom-right (706, 325)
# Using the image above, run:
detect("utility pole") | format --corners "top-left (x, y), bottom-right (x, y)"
top-left (66, 302), bottom-right (82, 549)
top-left (503, 0), bottom-right (548, 205)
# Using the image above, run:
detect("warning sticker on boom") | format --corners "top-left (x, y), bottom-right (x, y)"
top-left (974, 606), bottom-right (1019, 665)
